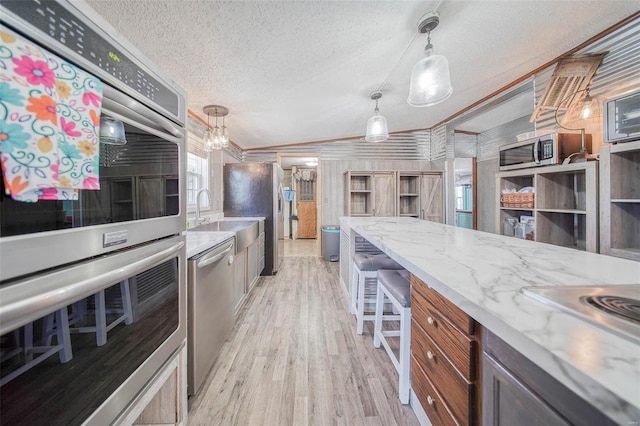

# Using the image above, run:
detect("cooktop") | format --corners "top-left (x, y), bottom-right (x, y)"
top-left (522, 284), bottom-right (640, 344)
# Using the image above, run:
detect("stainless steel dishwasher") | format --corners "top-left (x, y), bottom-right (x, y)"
top-left (187, 237), bottom-right (235, 396)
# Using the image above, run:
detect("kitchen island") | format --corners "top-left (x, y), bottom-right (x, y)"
top-left (340, 216), bottom-right (640, 425)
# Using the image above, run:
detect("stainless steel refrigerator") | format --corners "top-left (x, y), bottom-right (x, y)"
top-left (223, 163), bottom-right (284, 275)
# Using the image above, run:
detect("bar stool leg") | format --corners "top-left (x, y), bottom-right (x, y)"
top-left (356, 270), bottom-right (367, 335)
top-left (95, 290), bottom-right (107, 346)
top-left (399, 306), bottom-right (411, 404)
top-left (350, 265), bottom-right (359, 315)
top-left (373, 281), bottom-right (385, 348)
top-left (121, 279), bottom-right (134, 325)
top-left (55, 308), bottom-right (73, 363)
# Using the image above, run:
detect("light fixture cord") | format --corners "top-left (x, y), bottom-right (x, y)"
top-left (554, 87), bottom-right (590, 158)
top-left (374, 98), bottom-right (380, 114)
top-left (376, 0), bottom-right (442, 92)
top-left (376, 31), bottom-right (420, 92)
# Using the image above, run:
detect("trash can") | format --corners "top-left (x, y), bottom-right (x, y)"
top-left (321, 225), bottom-right (340, 262)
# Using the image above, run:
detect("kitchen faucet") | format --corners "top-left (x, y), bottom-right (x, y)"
top-left (195, 188), bottom-right (212, 225)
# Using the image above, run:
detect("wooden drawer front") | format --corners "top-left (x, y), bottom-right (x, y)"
top-left (411, 274), bottom-right (475, 335)
top-left (412, 320), bottom-right (474, 425)
top-left (411, 290), bottom-right (476, 380)
top-left (411, 354), bottom-right (460, 426)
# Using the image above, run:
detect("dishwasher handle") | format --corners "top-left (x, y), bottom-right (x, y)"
top-left (197, 242), bottom-right (234, 268)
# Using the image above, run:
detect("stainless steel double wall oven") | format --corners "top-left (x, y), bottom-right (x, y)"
top-left (0, 1), bottom-right (187, 424)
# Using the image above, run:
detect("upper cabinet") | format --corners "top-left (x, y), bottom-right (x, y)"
top-left (344, 171), bottom-right (395, 217)
top-left (599, 140), bottom-right (640, 261)
top-left (344, 170), bottom-right (445, 222)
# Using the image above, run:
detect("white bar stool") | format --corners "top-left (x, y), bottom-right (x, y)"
top-left (351, 253), bottom-right (403, 335)
top-left (0, 308), bottom-right (72, 386)
top-left (373, 269), bottom-right (411, 404)
top-left (63, 279), bottom-right (134, 346)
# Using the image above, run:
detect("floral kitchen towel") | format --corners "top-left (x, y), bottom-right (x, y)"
top-left (0, 25), bottom-right (102, 202)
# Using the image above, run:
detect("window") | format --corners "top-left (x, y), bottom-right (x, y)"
top-left (187, 152), bottom-right (209, 210)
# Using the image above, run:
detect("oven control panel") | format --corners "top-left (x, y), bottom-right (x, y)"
top-left (2, 0), bottom-right (182, 121)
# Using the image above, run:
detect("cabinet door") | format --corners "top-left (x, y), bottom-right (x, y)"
top-left (247, 240), bottom-right (258, 292)
top-left (138, 176), bottom-right (164, 219)
top-left (233, 250), bottom-right (247, 314)
top-left (420, 173), bottom-right (444, 223)
top-left (482, 352), bottom-right (570, 426)
top-left (373, 172), bottom-right (395, 216)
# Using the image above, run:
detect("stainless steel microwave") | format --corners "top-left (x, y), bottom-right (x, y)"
top-left (499, 132), bottom-right (592, 171)
top-left (604, 91), bottom-right (640, 143)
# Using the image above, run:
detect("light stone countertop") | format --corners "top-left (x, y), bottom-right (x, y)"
top-left (221, 216), bottom-right (266, 221)
top-left (340, 216), bottom-right (640, 424)
top-left (186, 231), bottom-right (235, 258)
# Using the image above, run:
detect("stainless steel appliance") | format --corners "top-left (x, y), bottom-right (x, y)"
top-left (0, 1), bottom-right (187, 423)
top-left (224, 163), bottom-right (284, 275)
top-left (522, 285), bottom-right (640, 344)
top-left (188, 237), bottom-right (235, 396)
top-left (0, 0), bottom-right (186, 282)
top-left (605, 91), bottom-right (640, 143)
top-left (499, 132), bottom-right (592, 171)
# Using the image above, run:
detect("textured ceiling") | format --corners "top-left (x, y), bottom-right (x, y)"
top-left (84, 0), bottom-right (639, 150)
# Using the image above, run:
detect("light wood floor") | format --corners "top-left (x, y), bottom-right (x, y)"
top-left (283, 238), bottom-right (318, 257)
top-left (188, 254), bottom-right (419, 426)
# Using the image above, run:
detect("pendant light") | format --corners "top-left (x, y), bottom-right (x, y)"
top-left (407, 12), bottom-right (453, 107)
top-left (365, 91), bottom-right (389, 142)
top-left (203, 105), bottom-right (229, 151)
top-left (554, 87), bottom-right (603, 162)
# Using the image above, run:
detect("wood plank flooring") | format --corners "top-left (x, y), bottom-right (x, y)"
top-left (188, 254), bottom-right (419, 426)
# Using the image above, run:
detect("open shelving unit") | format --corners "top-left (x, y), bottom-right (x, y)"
top-left (599, 140), bottom-right (640, 260)
top-left (496, 162), bottom-right (598, 252)
top-left (398, 173), bottom-right (420, 217)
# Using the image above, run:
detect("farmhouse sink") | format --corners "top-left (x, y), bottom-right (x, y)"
top-left (190, 220), bottom-right (259, 253)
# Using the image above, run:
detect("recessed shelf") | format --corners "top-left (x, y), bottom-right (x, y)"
top-left (536, 208), bottom-right (587, 215)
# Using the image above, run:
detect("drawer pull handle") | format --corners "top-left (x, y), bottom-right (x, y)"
top-left (427, 351), bottom-right (434, 360)
top-left (427, 316), bottom-right (435, 325)
top-left (427, 395), bottom-right (434, 405)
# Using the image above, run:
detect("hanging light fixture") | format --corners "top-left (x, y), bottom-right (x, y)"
top-left (203, 105), bottom-right (229, 151)
top-left (365, 91), bottom-right (389, 142)
top-left (407, 12), bottom-right (453, 107)
top-left (554, 87), bottom-right (603, 162)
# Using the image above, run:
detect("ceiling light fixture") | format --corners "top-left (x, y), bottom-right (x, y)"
top-left (203, 105), bottom-right (229, 151)
top-left (365, 91), bottom-right (389, 142)
top-left (407, 11), bottom-right (453, 107)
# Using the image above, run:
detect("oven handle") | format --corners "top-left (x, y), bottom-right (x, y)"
top-left (0, 238), bottom-right (185, 335)
top-left (102, 84), bottom-right (184, 143)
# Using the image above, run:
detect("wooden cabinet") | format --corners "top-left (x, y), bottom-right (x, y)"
top-left (345, 171), bottom-right (444, 220)
top-left (599, 141), bottom-right (640, 260)
top-left (233, 249), bottom-right (247, 315)
top-left (482, 329), bottom-right (616, 426)
top-left (247, 239), bottom-right (259, 292)
top-left (344, 171), bottom-right (396, 216)
top-left (410, 274), bottom-right (478, 425)
top-left (419, 172), bottom-right (445, 223)
top-left (496, 162), bottom-right (598, 252)
top-left (258, 231), bottom-right (265, 275)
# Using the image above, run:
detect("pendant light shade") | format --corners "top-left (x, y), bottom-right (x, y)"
top-left (408, 49), bottom-right (453, 107)
top-left (99, 115), bottom-right (127, 145)
top-left (365, 91), bottom-right (389, 143)
top-left (407, 12), bottom-right (453, 107)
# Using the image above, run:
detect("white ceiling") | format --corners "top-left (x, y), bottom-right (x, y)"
top-left (85, 1), bottom-right (638, 150)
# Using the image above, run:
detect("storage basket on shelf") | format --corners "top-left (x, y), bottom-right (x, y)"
top-left (501, 192), bottom-right (535, 208)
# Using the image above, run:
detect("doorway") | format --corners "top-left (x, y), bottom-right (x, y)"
top-left (454, 157), bottom-right (477, 229)
top-left (277, 153), bottom-right (321, 256)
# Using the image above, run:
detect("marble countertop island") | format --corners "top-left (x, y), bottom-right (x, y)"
top-left (186, 231), bottom-right (234, 258)
top-left (340, 216), bottom-right (640, 424)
